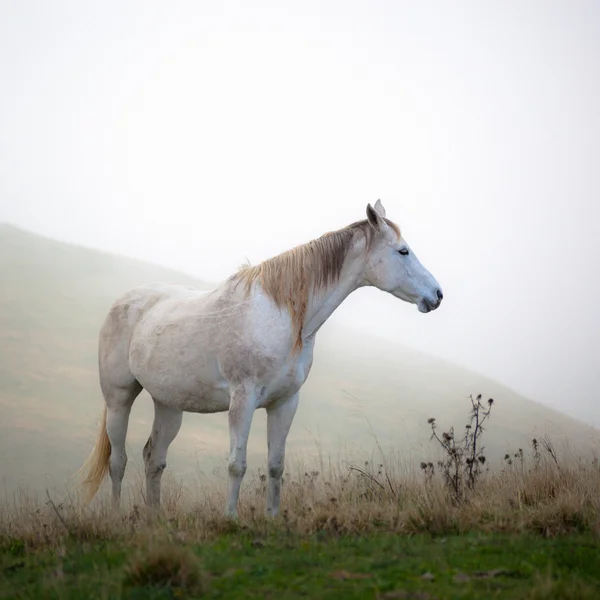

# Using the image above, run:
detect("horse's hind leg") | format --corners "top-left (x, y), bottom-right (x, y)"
top-left (143, 399), bottom-right (183, 508)
top-left (105, 382), bottom-right (142, 506)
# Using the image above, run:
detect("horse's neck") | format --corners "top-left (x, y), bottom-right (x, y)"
top-left (302, 249), bottom-right (366, 340)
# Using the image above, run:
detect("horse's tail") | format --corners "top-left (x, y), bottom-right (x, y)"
top-left (76, 405), bottom-right (111, 505)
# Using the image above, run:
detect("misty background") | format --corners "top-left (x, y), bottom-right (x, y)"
top-left (1, 1), bottom-right (599, 427)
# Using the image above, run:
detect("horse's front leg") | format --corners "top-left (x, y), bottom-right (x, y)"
top-left (225, 384), bottom-right (256, 518)
top-left (265, 393), bottom-right (299, 517)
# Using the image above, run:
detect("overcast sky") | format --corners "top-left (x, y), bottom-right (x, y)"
top-left (1, 1), bottom-right (599, 426)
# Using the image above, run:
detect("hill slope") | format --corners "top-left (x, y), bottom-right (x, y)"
top-left (1, 224), bottom-right (597, 496)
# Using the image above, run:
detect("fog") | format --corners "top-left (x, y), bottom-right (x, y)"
top-left (1, 1), bottom-right (599, 426)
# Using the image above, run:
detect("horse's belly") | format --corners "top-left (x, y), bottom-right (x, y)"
top-left (138, 373), bottom-right (230, 413)
top-left (172, 387), bottom-right (231, 413)
top-left (150, 387), bottom-right (230, 413)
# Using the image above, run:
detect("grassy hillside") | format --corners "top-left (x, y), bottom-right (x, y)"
top-left (2, 223), bottom-right (600, 599)
top-left (0, 223), bottom-right (598, 499)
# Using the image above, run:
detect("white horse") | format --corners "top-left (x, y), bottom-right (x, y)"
top-left (78, 200), bottom-right (443, 517)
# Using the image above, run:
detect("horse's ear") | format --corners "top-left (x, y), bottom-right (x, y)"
top-left (374, 199), bottom-right (386, 218)
top-left (366, 203), bottom-right (385, 230)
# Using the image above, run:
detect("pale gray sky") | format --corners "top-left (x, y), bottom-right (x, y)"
top-left (1, 1), bottom-right (599, 425)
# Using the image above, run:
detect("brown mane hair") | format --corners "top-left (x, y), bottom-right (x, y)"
top-left (233, 217), bottom-right (400, 353)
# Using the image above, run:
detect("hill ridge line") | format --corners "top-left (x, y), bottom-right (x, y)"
top-left (0, 221), bottom-right (213, 288)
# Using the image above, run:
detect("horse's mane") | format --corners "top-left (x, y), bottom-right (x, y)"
top-left (233, 217), bottom-right (400, 352)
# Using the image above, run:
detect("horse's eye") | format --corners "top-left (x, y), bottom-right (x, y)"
top-left (398, 248), bottom-right (409, 256)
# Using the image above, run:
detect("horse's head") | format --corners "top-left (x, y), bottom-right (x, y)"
top-left (363, 200), bottom-right (443, 313)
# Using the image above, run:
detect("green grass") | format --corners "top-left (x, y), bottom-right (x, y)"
top-left (2, 531), bottom-right (599, 599)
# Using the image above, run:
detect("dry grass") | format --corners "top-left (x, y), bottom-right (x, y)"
top-left (1, 440), bottom-right (599, 552)
top-left (122, 537), bottom-right (209, 595)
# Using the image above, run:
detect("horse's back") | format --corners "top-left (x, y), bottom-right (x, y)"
top-left (99, 283), bottom-right (212, 372)
top-left (107, 282), bottom-right (210, 325)
top-left (117, 281), bottom-right (208, 308)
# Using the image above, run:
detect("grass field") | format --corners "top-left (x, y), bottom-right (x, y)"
top-left (2, 530), bottom-right (599, 599)
top-left (2, 432), bottom-right (599, 599)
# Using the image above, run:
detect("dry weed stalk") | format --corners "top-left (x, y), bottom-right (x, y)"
top-left (423, 394), bottom-right (494, 503)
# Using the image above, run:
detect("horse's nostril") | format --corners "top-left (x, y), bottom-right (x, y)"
top-left (436, 289), bottom-right (444, 301)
